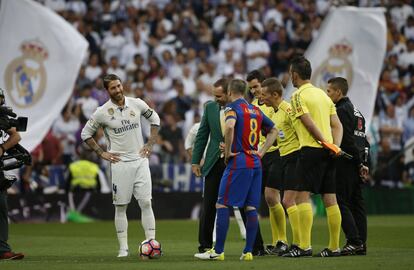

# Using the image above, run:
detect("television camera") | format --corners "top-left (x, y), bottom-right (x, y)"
top-left (0, 89), bottom-right (31, 191)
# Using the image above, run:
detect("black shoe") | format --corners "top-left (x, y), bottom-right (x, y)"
top-left (279, 244), bottom-right (299, 256)
top-left (341, 242), bottom-right (361, 256)
top-left (270, 241), bottom-right (289, 256)
top-left (315, 248), bottom-right (341, 257)
top-left (355, 243), bottom-right (367, 256)
top-left (265, 244), bottom-right (274, 255)
top-left (252, 248), bottom-right (267, 256)
top-left (198, 246), bottom-right (211, 253)
top-left (282, 246), bottom-right (312, 257)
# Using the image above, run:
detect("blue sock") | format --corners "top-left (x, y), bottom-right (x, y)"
top-left (213, 207), bottom-right (230, 254)
top-left (243, 209), bottom-right (258, 253)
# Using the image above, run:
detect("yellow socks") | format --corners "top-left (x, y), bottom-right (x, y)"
top-left (269, 203), bottom-right (287, 244)
top-left (286, 205), bottom-right (300, 246)
top-left (297, 203), bottom-right (313, 249)
top-left (326, 204), bottom-right (342, 251)
top-left (269, 205), bottom-right (278, 245)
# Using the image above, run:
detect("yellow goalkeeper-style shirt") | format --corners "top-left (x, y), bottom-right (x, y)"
top-left (252, 98), bottom-right (278, 152)
top-left (274, 100), bottom-right (300, 156)
top-left (290, 83), bottom-right (336, 148)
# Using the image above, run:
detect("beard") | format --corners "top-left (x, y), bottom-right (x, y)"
top-left (110, 92), bottom-right (123, 101)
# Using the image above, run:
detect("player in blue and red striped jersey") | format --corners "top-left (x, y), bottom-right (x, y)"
top-left (195, 79), bottom-right (278, 261)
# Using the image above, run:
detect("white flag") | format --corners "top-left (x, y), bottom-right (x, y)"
top-left (285, 7), bottom-right (387, 127)
top-left (0, 0), bottom-right (88, 151)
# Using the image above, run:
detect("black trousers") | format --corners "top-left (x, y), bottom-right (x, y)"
top-left (336, 158), bottom-right (367, 245)
top-left (198, 158), bottom-right (264, 252)
top-left (0, 190), bottom-right (11, 254)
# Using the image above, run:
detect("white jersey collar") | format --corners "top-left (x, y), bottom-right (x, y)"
top-left (110, 96), bottom-right (130, 111)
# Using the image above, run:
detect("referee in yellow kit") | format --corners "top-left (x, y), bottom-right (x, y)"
top-left (260, 77), bottom-right (302, 256)
top-left (284, 55), bottom-right (343, 257)
top-left (247, 70), bottom-right (288, 255)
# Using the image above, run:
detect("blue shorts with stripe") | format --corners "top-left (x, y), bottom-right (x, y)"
top-left (217, 167), bottom-right (262, 208)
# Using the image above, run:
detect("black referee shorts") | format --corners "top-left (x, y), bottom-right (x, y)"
top-left (281, 150), bottom-right (300, 191)
top-left (297, 147), bottom-right (336, 194)
top-left (264, 150), bottom-right (283, 190)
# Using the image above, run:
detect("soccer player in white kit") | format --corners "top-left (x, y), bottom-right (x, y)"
top-left (81, 74), bottom-right (160, 257)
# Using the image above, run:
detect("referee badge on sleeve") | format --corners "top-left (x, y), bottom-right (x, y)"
top-left (278, 130), bottom-right (285, 140)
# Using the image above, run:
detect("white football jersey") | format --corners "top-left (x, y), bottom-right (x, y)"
top-left (81, 97), bottom-right (160, 161)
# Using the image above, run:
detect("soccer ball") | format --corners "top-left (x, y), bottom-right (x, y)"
top-left (139, 239), bottom-right (162, 259)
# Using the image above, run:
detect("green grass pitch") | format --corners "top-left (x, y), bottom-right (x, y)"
top-left (1, 215), bottom-right (414, 270)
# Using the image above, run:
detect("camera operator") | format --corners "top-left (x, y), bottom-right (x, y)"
top-left (0, 89), bottom-right (24, 260)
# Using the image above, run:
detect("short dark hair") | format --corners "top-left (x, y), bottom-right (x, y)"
top-left (102, 74), bottom-right (122, 89)
top-left (328, 77), bottom-right (349, 96)
top-left (261, 78), bottom-right (283, 96)
top-left (228, 79), bottom-right (247, 95)
top-left (289, 55), bottom-right (312, 80)
top-left (213, 78), bottom-right (229, 91)
top-left (246, 69), bottom-right (265, 83)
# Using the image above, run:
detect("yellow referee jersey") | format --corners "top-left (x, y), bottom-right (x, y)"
top-left (252, 98), bottom-right (278, 152)
top-left (274, 100), bottom-right (300, 156)
top-left (290, 83), bottom-right (336, 148)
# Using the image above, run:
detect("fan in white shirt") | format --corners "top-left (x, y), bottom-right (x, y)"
top-left (76, 86), bottom-right (99, 119)
top-left (102, 25), bottom-right (127, 64)
top-left (120, 31), bottom-right (149, 68)
top-left (218, 25), bottom-right (245, 56)
top-left (390, 3), bottom-right (414, 32)
top-left (107, 56), bottom-right (126, 82)
top-left (199, 62), bottom-right (221, 88)
top-left (85, 54), bottom-right (102, 82)
top-left (52, 106), bottom-right (80, 162)
top-left (245, 27), bottom-right (270, 72)
top-left (398, 39), bottom-right (414, 69)
top-left (181, 66), bottom-right (197, 97)
top-left (153, 67), bottom-right (173, 94)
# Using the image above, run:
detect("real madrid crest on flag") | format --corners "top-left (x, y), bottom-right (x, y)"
top-left (312, 39), bottom-right (354, 91)
top-left (0, 0), bottom-right (88, 151)
top-left (284, 7), bottom-right (386, 128)
top-left (4, 40), bottom-right (48, 108)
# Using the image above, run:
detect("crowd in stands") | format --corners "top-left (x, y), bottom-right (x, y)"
top-left (18, 0), bottom-right (414, 193)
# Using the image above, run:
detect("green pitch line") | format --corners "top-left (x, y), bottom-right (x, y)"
top-left (1, 216), bottom-right (414, 270)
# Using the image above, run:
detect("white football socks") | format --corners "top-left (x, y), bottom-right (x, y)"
top-left (115, 205), bottom-right (128, 251)
top-left (138, 199), bottom-right (156, 239)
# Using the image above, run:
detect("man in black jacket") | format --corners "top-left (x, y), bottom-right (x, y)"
top-left (326, 77), bottom-right (369, 256)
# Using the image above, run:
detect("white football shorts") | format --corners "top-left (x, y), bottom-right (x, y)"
top-left (110, 158), bottom-right (152, 205)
